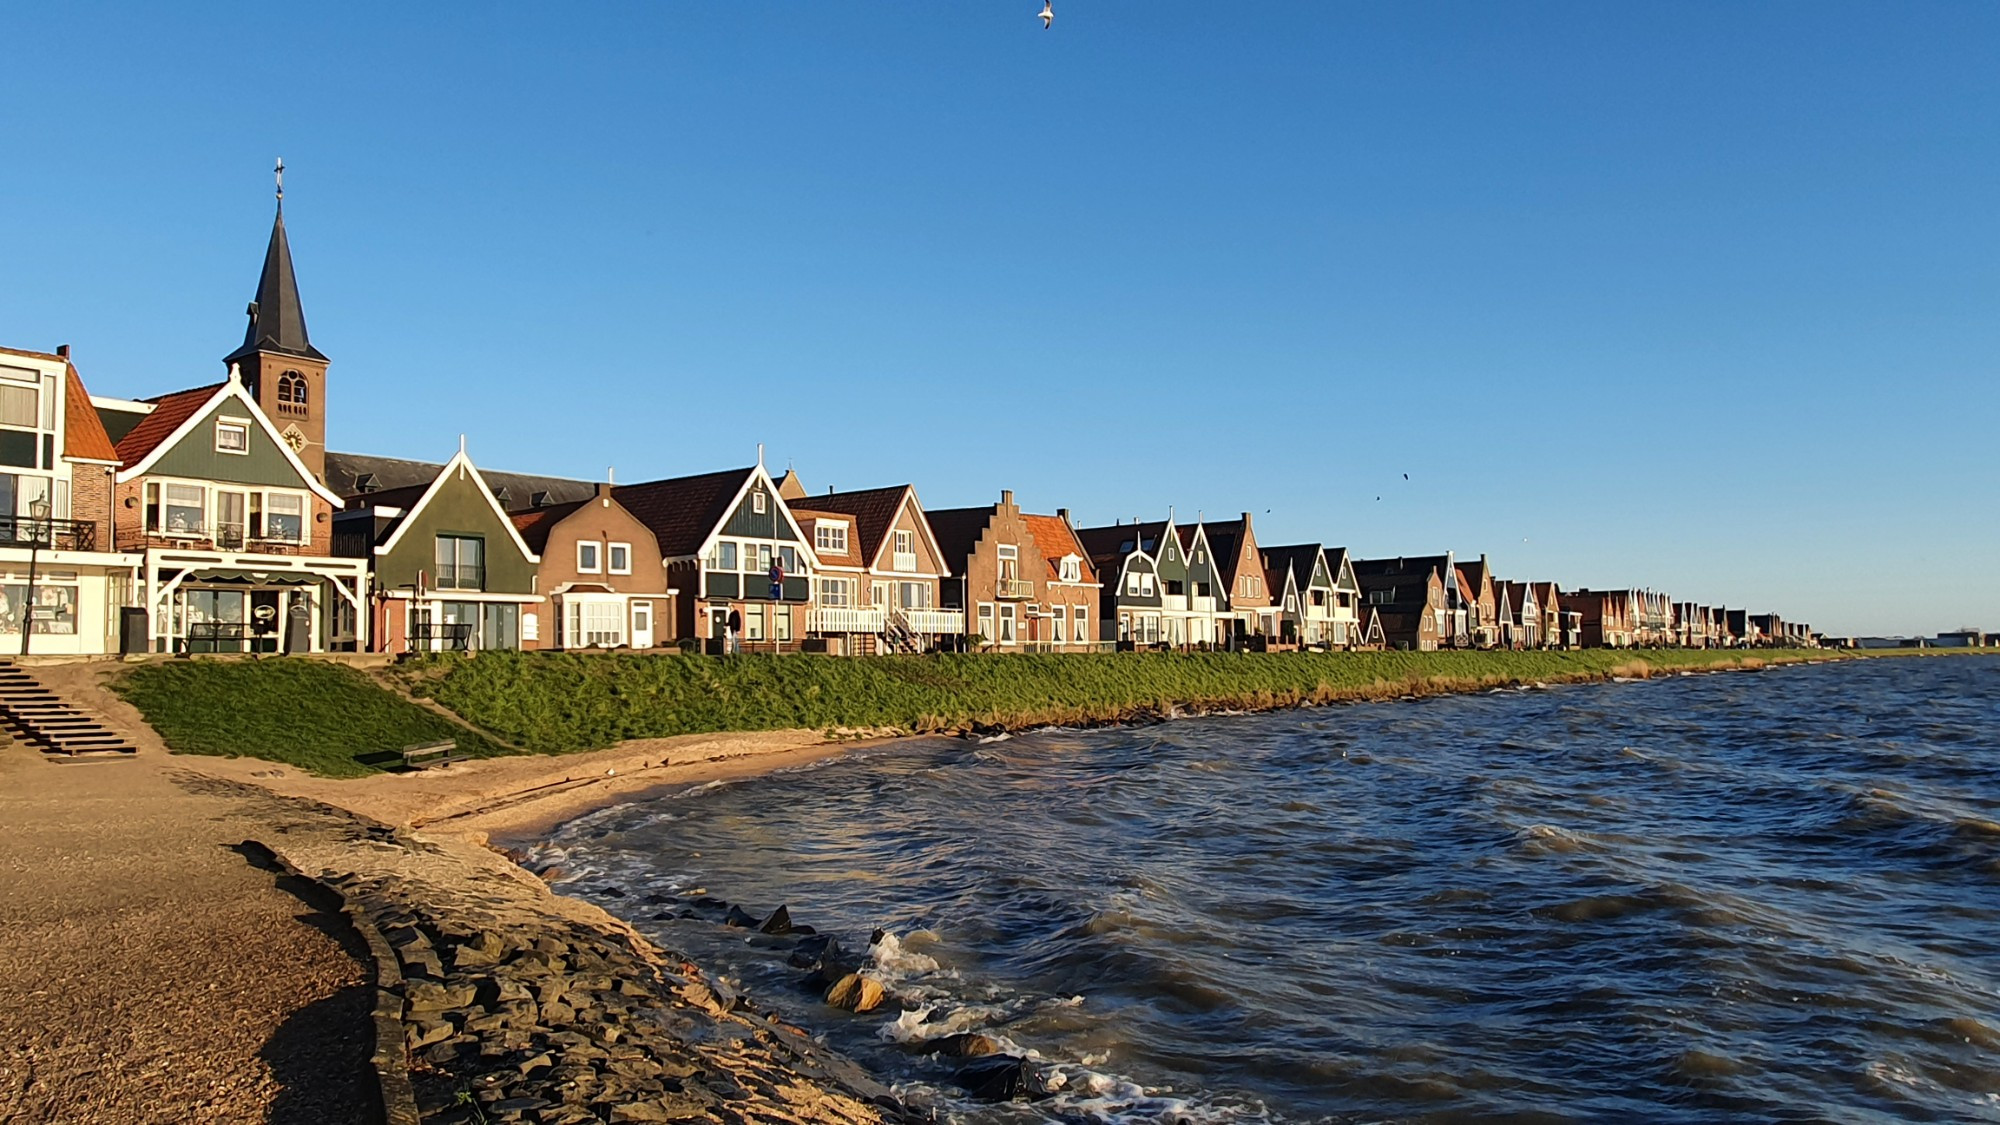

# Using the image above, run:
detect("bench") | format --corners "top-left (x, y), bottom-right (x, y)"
top-left (400, 740), bottom-right (472, 770)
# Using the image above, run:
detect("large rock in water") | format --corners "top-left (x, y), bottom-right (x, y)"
top-left (723, 905), bottom-right (762, 928)
top-left (823, 972), bottom-right (886, 1013)
top-left (759, 905), bottom-right (795, 934)
top-left (956, 1055), bottom-right (1062, 1102)
top-left (923, 1033), bottom-right (1001, 1058)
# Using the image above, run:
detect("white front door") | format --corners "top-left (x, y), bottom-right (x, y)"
top-left (631, 601), bottom-right (654, 649)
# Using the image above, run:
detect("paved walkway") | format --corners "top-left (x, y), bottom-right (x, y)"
top-left (0, 741), bottom-right (375, 1124)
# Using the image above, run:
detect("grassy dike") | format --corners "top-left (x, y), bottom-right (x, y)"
top-left (114, 648), bottom-right (1906, 777)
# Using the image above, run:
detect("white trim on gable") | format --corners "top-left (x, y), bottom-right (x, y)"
top-left (862, 487), bottom-right (948, 577)
top-left (689, 465), bottom-right (823, 573)
top-left (371, 449), bottom-right (542, 564)
top-left (114, 377), bottom-right (344, 507)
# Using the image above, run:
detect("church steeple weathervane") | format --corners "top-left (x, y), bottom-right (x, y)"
top-left (228, 159), bottom-right (330, 482)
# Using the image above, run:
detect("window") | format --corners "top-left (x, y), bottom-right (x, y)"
top-left (567, 599), bottom-right (624, 647)
top-left (713, 541), bottom-right (738, 570)
top-left (896, 581), bottom-right (932, 609)
top-left (1196, 582), bottom-right (1212, 599)
top-left (998, 603), bottom-right (1017, 644)
top-left (0, 378), bottom-right (36, 429)
top-left (578, 541), bottom-right (602, 573)
top-left (277, 371), bottom-right (308, 414)
top-left (997, 544), bottom-right (1018, 580)
top-left (156, 483), bottom-right (206, 534)
top-left (1140, 573), bottom-right (1156, 596)
top-left (1074, 606), bottom-right (1088, 641)
top-left (1125, 572), bottom-right (1141, 595)
top-left (976, 603), bottom-right (994, 643)
top-left (608, 542), bottom-right (631, 574)
top-left (815, 522), bottom-right (848, 554)
top-left (778, 545), bottom-right (800, 574)
top-left (818, 578), bottom-right (851, 608)
top-left (215, 419), bottom-right (250, 454)
top-left (754, 543), bottom-right (773, 573)
top-left (745, 604), bottom-right (766, 641)
top-left (436, 535), bottom-right (485, 590)
top-left (1060, 557), bottom-right (1081, 582)
top-left (1166, 580), bottom-right (1185, 597)
top-left (0, 368), bottom-right (53, 472)
top-left (260, 492), bottom-right (305, 543)
top-left (1050, 609), bottom-right (1066, 645)
top-left (752, 491), bottom-right (767, 514)
top-left (774, 607), bottom-right (792, 642)
top-left (892, 529), bottom-right (916, 571)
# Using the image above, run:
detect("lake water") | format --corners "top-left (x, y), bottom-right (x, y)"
top-left (531, 657), bottom-right (2000, 1124)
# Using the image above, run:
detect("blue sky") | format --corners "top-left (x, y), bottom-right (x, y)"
top-left (3, 2), bottom-right (1995, 635)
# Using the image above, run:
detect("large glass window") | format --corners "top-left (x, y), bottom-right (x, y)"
top-left (815, 522), bottom-right (847, 554)
top-left (436, 536), bottom-right (485, 590)
top-left (0, 582), bottom-right (77, 636)
top-left (161, 484), bottom-right (206, 534)
top-left (262, 493), bottom-right (305, 543)
top-left (567, 599), bottom-right (624, 647)
top-left (818, 578), bottom-right (851, 608)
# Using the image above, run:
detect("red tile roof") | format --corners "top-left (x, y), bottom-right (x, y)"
top-left (112, 383), bottom-right (223, 468)
top-left (510, 502), bottom-right (585, 554)
top-left (1023, 513), bottom-right (1095, 584)
top-left (62, 364), bottom-right (119, 462)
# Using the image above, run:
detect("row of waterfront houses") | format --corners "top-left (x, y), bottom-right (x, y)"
top-left (0, 200), bottom-right (1826, 657)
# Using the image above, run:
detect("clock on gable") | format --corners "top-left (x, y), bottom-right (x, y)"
top-left (280, 423), bottom-right (309, 453)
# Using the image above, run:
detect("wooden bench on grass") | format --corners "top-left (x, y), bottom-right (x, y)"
top-left (400, 740), bottom-right (472, 770)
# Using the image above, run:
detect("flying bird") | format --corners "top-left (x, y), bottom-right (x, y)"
top-left (1402, 473), bottom-right (1409, 480)
top-left (1039, 1), bottom-right (1054, 29)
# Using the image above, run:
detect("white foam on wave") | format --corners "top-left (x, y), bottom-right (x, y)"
top-left (871, 929), bottom-right (943, 977)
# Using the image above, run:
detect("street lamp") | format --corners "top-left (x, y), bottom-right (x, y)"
top-left (21, 497), bottom-right (50, 656)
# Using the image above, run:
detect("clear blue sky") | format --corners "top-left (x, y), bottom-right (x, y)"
top-left (4, 2), bottom-right (1995, 636)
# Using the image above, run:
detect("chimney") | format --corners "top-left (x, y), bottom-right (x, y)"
top-left (55, 344), bottom-right (69, 359)
top-left (1057, 508), bottom-right (1070, 523)
top-left (1000, 489), bottom-right (1014, 508)
top-left (1241, 511), bottom-right (1252, 528)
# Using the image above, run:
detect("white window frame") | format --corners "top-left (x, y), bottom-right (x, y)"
top-left (998, 603), bottom-right (1017, 644)
top-left (1060, 556), bottom-right (1080, 583)
top-left (1074, 606), bottom-right (1087, 642)
top-left (1050, 609), bottom-right (1066, 645)
top-left (976, 602), bottom-right (995, 643)
top-left (892, 529), bottom-right (917, 572)
top-left (607, 542), bottom-right (631, 575)
top-left (815, 521), bottom-right (848, 555)
top-left (215, 417), bottom-right (251, 455)
top-left (752, 491), bottom-right (768, 514)
top-left (565, 596), bottom-right (625, 648)
top-left (818, 577), bottom-right (852, 608)
top-left (577, 541), bottom-right (602, 573)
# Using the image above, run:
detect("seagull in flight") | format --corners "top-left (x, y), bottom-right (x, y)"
top-left (1402, 473), bottom-right (1409, 480)
top-left (1040, 1), bottom-right (1054, 29)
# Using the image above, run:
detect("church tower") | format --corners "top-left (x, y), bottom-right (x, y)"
top-left (225, 159), bottom-right (329, 482)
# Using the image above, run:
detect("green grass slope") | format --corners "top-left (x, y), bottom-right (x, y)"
top-left (403, 648), bottom-right (1845, 754)
top-left (114, 659), bottom-right (511, 778)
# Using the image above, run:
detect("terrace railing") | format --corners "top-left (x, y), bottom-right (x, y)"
top-left (0, 516), bottom-right (97, 553)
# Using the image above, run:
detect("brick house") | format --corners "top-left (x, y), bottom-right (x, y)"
top-left (1022, 509), bottom-right (1100, 651)
top-left (1457, 555), bottom-right (1499, 648)
top-left (778, 474), bottom-right (963, 654)
top-left (615, 464), bottom-right (817, 654)
top-left (1565, 588), bottom-right (1635, 648)
top-left (1352, 556), bottom-right (1450, 651)
top-left (1261, 542), bottom-right (1359, 649)
top-left (929, 491), bottom-right (1043, 651)
top-left (511, 484), bottom-right (674, 650)
top-left (1203, 514), bottom-right (1273, 645)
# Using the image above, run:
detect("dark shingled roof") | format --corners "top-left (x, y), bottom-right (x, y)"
top-left (1260, 543), bottom-right (1326, 596)
top-left (923, 506), bottom-right (999, 569)
top-left (1073, 520), bottom-right (1167, 569)
top-left (1203, 519), bottom-right (1253, 585)
top-left (614, 467), bottom-right (756, 559)
top-left (326, 451), bottom-right (598, 509)
top-left (1352, 555), bottom-right (1449, 612)
top-left (225, 207), bottom-right (326, 365)
top-left (510, 501), bottom-right (587, 554)
top-left (791, 485), bottom-right (913, 570)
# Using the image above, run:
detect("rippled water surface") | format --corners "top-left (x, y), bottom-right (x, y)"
top-left (535, 658), bottom-right (2000, 1123)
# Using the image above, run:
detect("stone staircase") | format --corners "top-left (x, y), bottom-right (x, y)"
top-left (0, 660), bottom-right (138, 757)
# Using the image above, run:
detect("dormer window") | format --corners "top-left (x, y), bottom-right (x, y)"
top-left (1060, 556), bottom-right (1080, 582)
top-left (815, 521), bottom-right (848, 554)
top-left (215, 419), bottom-right (250, 455)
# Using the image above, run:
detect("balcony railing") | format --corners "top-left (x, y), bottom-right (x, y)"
top-left (0, 516), bottom-right (97, 553)
top-left (436, 564), bottom-right (485, 591)
top-left (809, 606), bottom-right (885, 633)
top-left (901, 608), bottom-right (966, 634)
top-left (995, 577), bottom-right (1035, 600)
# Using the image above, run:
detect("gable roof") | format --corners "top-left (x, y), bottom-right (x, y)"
top-left (1203, 519), bottom-right (1253, 585)
top-left (1323, 547), bottom-right (1360, 592)
top-left (613, 466), bottom-right (815, 567)
top-left (923, 505), bottom-right (1002, 569)
top-left (1260, 544), bottom-right (1329, 594)
top-left (328, 451), bottom-right (597, 509)
top-left (792, 484), bottom-right (915, 569)
top-left (1352, 555), bottom-right (1447, 611)
top-left (1074, 519), bottom-right (1169, 568)
top-left (1023, 514), bottom-right (1096, 584)
top-left (112, 383), bottom-right (223, 468)
top-left (62, 364), bottom-right (119, 463)
top-left (372, 450), bottom-right (540, 561)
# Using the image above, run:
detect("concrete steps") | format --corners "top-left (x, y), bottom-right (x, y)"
top-left (0, 661), bottom-right (138, 757)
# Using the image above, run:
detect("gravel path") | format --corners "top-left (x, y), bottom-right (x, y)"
top-left (0, 741), bottom-right (375, 1124)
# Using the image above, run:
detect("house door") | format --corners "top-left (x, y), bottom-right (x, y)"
top-left (631, 602), bottom-right (654, 649)
top-left (709, 607), bottom-right (730, 638)
top-left (249, 590), bottom-right (281, 653)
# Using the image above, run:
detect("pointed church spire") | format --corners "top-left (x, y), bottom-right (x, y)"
top-left (225, 161), bottom-right (325, 365)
